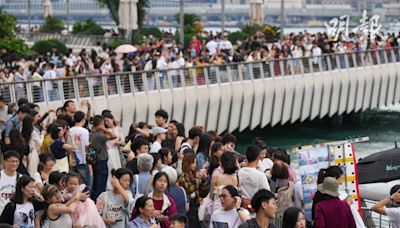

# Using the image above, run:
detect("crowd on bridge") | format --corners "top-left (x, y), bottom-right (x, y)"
top-left (1, 30), bottom-right (400, 102)
top-left (0, 96), bottom-right (399, 228)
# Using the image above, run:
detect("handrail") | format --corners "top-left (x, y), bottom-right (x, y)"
top-left (0, 47), bottom-right (398, 104)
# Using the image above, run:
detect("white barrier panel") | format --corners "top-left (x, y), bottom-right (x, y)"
top-left (146, 91), bottom-right (161, 124)
top-left (218, 83), bottom-right (232, 133)
top-left (184, 87), bottom-right (198, 132)
top-left (319, 72), bottom-right (333, 118)
top-left (134, 92), bottom-right (149, 124)
top-left (261, 78), bottom-right (275, 128)
top-left (329, 71), bottom-right (341, 117)
top-left (354, 68), bottom-right (366, 112)
top-left (45, 101), bottom-right (64, 114)
top-left (239, 81), bottom-right (254, 131)
top-left (291, 76), bottom-right (305, 123)
top-left (386, 64), bottom-right (397, 105)
top-left (378, 65), bottom-right (389, 108)
top-left (195, 86), bottom-right (209, 127)
top-left (346, 68), bottom-right (358, 114)
top-left (92, 97), bottom-right (109, 115)
top-left (206, 85), bottom-right (221, 131)
top-left (229, 82), bottom-right (243, 132)
top-left (120, 95), bottom-right (135, 136)
top-left (394, 63), bottom-right (400, 104)
top-left (338, 70), bottom-right (350, 115)
top-left (301, 76), bottom-right (314, 121)
top-left (271, 78), bottom-right (284, 126)
top-left (171, 88), bottom-right (185, 123)
top-left (281, 76), bottom-right (294, 125)
top-left (160, 89), bottom-right (173, 119)
top-left (370, 66), bottom-right (381, 109)
top-left (362, 66), bottom-right (374, 111)
top-left (108, 95), bottom-right (123, 124)
top-left (310, 73), bottom-right (323, 120)
top-left (251, 78), bottom-right (265, 129)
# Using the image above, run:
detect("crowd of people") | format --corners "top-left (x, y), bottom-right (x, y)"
top-left (1, 30), bottom-right (400, 102)
top-left (0, 96), bottom-right (399, 228)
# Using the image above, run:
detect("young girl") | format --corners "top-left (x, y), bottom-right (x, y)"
top-left (96, 168), bottom-right (135, 228)
top-left (64, 173), bottom-right (106, 228)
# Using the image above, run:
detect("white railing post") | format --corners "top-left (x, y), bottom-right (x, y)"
top-left (116, 74), bottom-right (122, 96)
top-left (142, 72), bottom-right (148, 92)
top-left (259, 62), bottom-right (265, 79)
top-left (73, 77), bottom-right (79, 100)
top-left (269, 61), bottom-right (275, 77)
top-left (327, 55), bottom-right (332, 71)
top-left (226, 65), bottom-right (233, 82)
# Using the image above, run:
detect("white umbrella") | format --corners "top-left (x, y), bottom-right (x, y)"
top-left (118, 0), bottom-right (130, 30)
top-left (44, 0), bottom-right (53, 18)
top-left (114, 44), bottom-right (137, 53)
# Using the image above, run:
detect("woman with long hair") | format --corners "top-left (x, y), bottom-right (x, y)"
top-left (104, 113), bottom-right (124, 190)
top-left (4, 128), bottom-right (29, 175)
top-left (176, 152), bottom-right (208, 227)
top-left (148, 172), bottom-right (177, 228)
top-left (282, 207), bottom-right (306, 228)
top-left (129, 196), bottom-right (158, 228)
top-left (208, 142), bottom-right (224, 176)
top-left (0, 175), bottom-right (37, 226)
top-left (196, 133), bottom-right (213, 172)
top-left (96, 168), bottom-right (135, 228)
top-left (22, 115), bottom-right (41, 176)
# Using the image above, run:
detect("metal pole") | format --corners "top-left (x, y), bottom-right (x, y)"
top-left (221, 0), bottom-right (225, 35)
top-left (66, 0), bottom-right (70, 33)
top-left (179, 0), bottom-right (184, 46)
top-left (280, 0), bottom-right (285, 40)
top-left (28, 0), bottom-right (31, 32)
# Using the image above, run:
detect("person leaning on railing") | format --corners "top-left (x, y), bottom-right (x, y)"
top-left (371, 185), bottom-right (400, 227)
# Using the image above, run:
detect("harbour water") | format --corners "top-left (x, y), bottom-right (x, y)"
top-left (235, 107), bottom-right (400, 159)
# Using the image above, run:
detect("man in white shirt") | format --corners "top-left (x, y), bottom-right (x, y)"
top-left (70, 111), bottom-right (91, 188)
top-left (206, 37), bottom-right (219, 56)
top-left (238, 145), bottom-right (270, 211)
top-left (156, 52), bottom-right (168, 89)
top-left (150, 127), bottom-right (167, 154)
top-left (372, 185), bottom-right (400, 228)
top-left (311, 42), bottom-right (322, 70)
top-left (219, 36), bottom-right (233, 54)
top-left (179, 127), bottom-right (202, 153)
top-left (0, 151), bottom-right (21, 215)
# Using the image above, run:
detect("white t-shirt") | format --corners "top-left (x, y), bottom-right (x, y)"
top-left (220, 40), bottom-right (233, 51)
top-left (150, 141), bottom-right (162, 154)
top-left (70, 126), bottom-right (90, 164)
top-left (14, 202), bottom-right (35, 227)
top-left (179, 142), bottom-right (192, 153)
top-left (42, 70), bottom-right (57, 91)
top-left (0, 170), bottom-right (18, 215)
top-left (258, 158), bottom-right (273, 172)
top-left (210, 208), bottom-right (249, 228)
top-left (206, 40), bottom-right (219, 56)
top-left (238, 167), bottom-right (270, 199)
top-left (385, 207), bottom-right (400, 228)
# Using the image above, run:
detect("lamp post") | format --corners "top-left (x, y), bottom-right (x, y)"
top-left (66, 0), bottom-right (70, 33)
top-left (179, 0), bottom-right (184, 45)
top-left (280, 0), bottom-right (285, 39)
top-left (221, 0), bottom-right (225, 35)
top-left (28, 0), bottom-right (31, 32)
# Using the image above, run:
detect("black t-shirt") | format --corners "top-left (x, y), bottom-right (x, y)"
top-left (238, 218), bottom-right (277, 228)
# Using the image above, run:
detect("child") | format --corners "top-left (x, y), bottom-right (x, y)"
top-left (64, 173), bottom-right (106, 228)
top-left (170, 214), bottom-right (187, 228)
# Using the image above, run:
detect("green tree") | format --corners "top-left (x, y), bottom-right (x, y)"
top-left (0, 9), bottom-right (17, 39)
top-left (41, 16), bottom-right (65, 33)
top-left (96, 0), bottom-right (149, 28)
top-left (174, 13), bottom-right (201, 27)
top-left (72, 19), bottom-right (105, 35)
top-left (32, 39), bottom-right (67, 55)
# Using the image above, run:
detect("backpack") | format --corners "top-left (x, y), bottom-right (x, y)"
top-left (275, 181), bottom-right (295, 219)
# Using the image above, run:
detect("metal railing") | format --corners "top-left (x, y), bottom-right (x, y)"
top-left (361, 199), bottom-right (392, 228)
top-left (0, 47), bottom-right (399, 106)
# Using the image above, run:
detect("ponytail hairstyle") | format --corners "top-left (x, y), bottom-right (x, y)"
top-left (317, 166), bottom-right (344, 184)
top-left (131, 196), bottom-right (152, 220)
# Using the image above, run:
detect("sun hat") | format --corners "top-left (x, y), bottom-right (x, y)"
top-left (317, 176), bottom-right (339, 197)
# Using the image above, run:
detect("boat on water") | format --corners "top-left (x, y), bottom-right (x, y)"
top-left (357, 146), bottom-right (400, 201)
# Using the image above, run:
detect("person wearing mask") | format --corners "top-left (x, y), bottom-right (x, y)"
top-left (372, 185), bottom-right (400, 228)
top-left (129, 196), bottom-right (158, 228)
top-left (90, 115), bottom-right (117, 200)
top-left (314, 177), bottom-right (356, 228)
top-left (0, 176), bottom-right (36, 226)
top-left (209, 185), bottom-right (250, 228)
top-left (150, 127), bottom-right (168, 154)
top-left (282, 207), bottom-right (306, 228)
top-left (96, 168), bottom-right (135, 228)
top-left (148, 172), bottom-right (178, 228)
top-left (238, 189), bottom-right (277, 228)
top-left (238, 146), bottom-right (270, 213)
